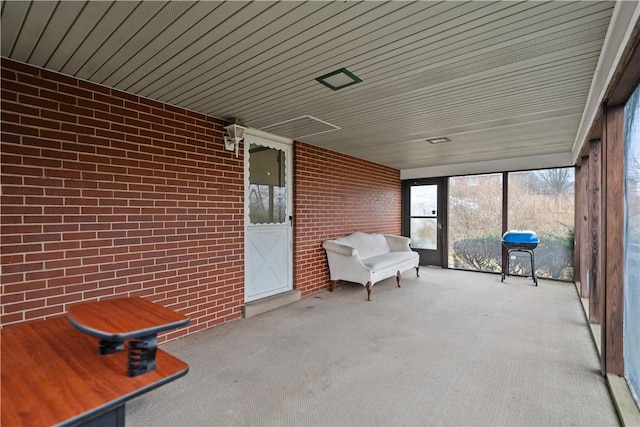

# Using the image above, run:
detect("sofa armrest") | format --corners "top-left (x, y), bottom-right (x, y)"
top-left (322, 240), bottom-right (357, 257)
top-left (383, 234), bottom-right (412, 251)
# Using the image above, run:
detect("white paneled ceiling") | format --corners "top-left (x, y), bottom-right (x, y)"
top-left (0, 1), bottom-right (622, 174)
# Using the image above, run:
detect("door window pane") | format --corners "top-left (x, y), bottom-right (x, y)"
top-left (409, 185), bottom-right (438, 250)
top-left (410, 218), bottom-right (437, 250)
top-left (508, 168), bottom-right (574, 280)
top-left (448, 174), bottom-right (502, 272)
top-left (248, 144), bottom-right (286, 224)
top-left (410, 185), bottom-right (438, 216)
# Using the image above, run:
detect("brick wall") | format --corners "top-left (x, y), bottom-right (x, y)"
top-left (293, 142), bottom-right (401, 296)
top-left (0, 58), bottom-right (244, 340)
top-left (0, 58), bottom-right (403, 340)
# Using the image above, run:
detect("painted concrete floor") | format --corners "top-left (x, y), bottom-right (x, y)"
top-left (128, 268), bottom-right (619, 426)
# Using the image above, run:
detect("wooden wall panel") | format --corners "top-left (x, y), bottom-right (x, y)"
top-left (602, 105), bottom-right (625, 376)
top-left (579, 157), bottom-right (590, 297)
top-left (589, 140), bottom-right (603, 324)
top-left (573, 164), bottom-right (581, 285)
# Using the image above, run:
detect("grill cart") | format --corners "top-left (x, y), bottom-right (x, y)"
top-left (501, 230), bottom-right (539, 286)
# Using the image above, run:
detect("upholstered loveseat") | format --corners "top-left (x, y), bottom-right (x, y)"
top-left (322, 232), bottom-right (420, 300)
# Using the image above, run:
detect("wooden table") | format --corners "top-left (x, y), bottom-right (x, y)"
top-left (1, 298), bottom-right (189, 426)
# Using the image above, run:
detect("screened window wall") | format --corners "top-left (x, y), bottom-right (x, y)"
top-left (447, 169), bottom-right (574, 281)
top-left (508, 169), bottom-right (575, 281)
top-left (624, 83), bottom-right (640, 407)
top-left (448, 174), bottom-right (502, 273)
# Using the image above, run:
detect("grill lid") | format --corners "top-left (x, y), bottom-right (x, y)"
top-left (502, 230), bottom-right (539, 244)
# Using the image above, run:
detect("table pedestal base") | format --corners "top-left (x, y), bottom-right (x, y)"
top-left (127, 334), bottom-right (157, 377)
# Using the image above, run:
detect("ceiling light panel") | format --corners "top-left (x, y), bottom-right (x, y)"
top-left (426, 137), bottom-right (450, 144)
top-left (315, 68), bottom-right (362, 91)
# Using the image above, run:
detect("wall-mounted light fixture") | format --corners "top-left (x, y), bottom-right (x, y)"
top-left (224, 121), bottom-right (247, 157)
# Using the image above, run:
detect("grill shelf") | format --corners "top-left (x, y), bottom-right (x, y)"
top-left (501, 230), bottom-right (539, 286)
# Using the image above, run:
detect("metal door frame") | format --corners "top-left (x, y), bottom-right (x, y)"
top-left (402, 177), bottom-right (448, 267)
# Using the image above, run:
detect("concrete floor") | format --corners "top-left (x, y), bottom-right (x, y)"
top-left (127, 268), bottom-right (619, 426)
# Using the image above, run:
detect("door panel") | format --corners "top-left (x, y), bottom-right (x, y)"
top-left (245, 134), bottom-right (292, 302)
top-left (402, 178), bottom-right (447, 267)
top-left (246, 226), bottom-right (290, 300)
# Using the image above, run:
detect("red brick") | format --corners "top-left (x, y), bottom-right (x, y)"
top-left (41, 69), bottom-right (78, 86)
top-left (1, 65), bottom-right (17, 79)
top-left (47, 293), bottom-right (83, 306)
top-left (2, 79), bottom-right (39, 96)
top-left (40, 89), bottom-right (76, 105)
top-left (2, 100), bottom-right (39, 116)
top-left (25, 306), bottom-right (64, 320)
top-left (61, 123), bottom-right (95, 135)
top-left (1, 260), bottom-right (44, 274)
top-left (1, 313), bottom-right (24, 325)
top-left (62, 102), bottom-right (96, 116)
top-left (17, 72), bottom-right (58, 90)
top-left (26, 268), bottom-right (64, 281)
top-left (57, 83), bottom-right (93, 99)
top-left (40, 129), bottom-right (77, 142)
top-left (21, 116), bottom-right (61, 130)
top-left (83, 288), bottom-right (115, 299)
top-left (25, 250), bottom-right (64, 262)
top-left (1, 292), bottom-right (25, 305)
top-left (1, 122), bottom-right (39, 136)
top-left (0, 273), bottom-right (24, 284)
top-left (44, 241), bottom-right (80, 252)
top-left (1, 243), bottom-right (42, 254)
top-left (26, 287), bottom-right (63, 300)
top-left (4, 298), bottom-right (46, 313)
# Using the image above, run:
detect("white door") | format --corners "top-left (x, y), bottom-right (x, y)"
top-left (244, 133), bottom-right (293, 302)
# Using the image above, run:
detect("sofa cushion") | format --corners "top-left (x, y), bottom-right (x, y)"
top-left (362, 251), bottom-right (417, 273)
top-left (339, 232), bottom-right (390, 259)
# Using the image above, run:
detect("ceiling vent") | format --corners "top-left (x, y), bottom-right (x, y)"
top-left (262, 115), bottom-right (341, 139)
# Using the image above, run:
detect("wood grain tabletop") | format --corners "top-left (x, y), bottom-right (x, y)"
top-left (67, 297), bottom-right (189, 340)
top-left (1, 316), bottom-right (188, 426)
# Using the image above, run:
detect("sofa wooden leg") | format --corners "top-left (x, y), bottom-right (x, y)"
top-left (365, 282), bottom-right (372, 301)
top-left (416, 266), bottom-right (420, 277)
top-left (396, 271), bottom-right (401, 287)
top-left (329, 280), bottom-right (337, 292)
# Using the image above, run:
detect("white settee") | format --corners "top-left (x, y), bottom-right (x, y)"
top-left (322, 232), bottom-right (420, 300)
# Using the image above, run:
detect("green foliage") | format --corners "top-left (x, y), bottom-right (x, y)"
top-left (452, 229), bottom-right (575, 280)
top-left (452, 234), bottom-right (502, 273)
top-left (534, 233), bottom-right (574, 280)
